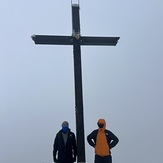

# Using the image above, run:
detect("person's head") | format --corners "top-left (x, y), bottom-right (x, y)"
top-left (61, 121), bottom-right (69, 133)
top-left (97, 119), bottom-right (106, 130)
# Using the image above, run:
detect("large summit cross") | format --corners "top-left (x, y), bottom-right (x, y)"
top-left (32, 3), bottom-right (119, 163)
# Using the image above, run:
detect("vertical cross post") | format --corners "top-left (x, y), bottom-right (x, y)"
top-left (72, 5), bottom-right (85, 163)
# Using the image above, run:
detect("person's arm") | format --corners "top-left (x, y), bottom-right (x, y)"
top-left (53, 134), bottom-right (59, 162)
top-left (108, 131), bottom-right (119, 149)
top-left (87, 131), bottom-right (96, 148)
top-left (72, 133), bottom-right (77, 162)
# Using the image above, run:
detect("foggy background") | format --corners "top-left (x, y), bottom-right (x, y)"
top-left (1, 0), bottom-right (163, 163)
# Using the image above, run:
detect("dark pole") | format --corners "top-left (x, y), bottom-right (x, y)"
top-left (73, 40), bottom-right (85, 163)
top-left (72, 5), bottom-right (85, 163)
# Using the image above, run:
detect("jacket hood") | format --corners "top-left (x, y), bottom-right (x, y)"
top-left (97, 119), bottom-right (106, 131)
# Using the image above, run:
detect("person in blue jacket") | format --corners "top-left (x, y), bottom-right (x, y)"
top-left (53, 121), bottom-right (77, 163)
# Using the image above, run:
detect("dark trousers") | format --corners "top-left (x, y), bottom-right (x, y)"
top-left (58, 160), bottom-right (73, 163)
top-left (95, 154), bottom-right (112, 163)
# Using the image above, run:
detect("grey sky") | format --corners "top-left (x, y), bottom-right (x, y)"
top-left (1, 0), bottom-right (163, 163)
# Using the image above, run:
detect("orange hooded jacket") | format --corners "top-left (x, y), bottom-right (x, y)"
top-left (95, 119), bottom-right (110, 156)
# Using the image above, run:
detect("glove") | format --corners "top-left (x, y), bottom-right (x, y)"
top-left (72, 156), bottom-right (76, 162)
top-left (53, 156), bottom-right (58, 163)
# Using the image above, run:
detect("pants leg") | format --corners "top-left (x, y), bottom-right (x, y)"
top-left (104, 155), bottom-right (112, 163)
top-left (94, 155), bottom-right (101, 163)
top-left (95, 155), bottom-right (112, 163)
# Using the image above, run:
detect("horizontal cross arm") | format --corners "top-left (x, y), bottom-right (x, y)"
top-left (80, 36), bottom-right (120, 46)
top-left (31, 35), bottom-right (74, 45)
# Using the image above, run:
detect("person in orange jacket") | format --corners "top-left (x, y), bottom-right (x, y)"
top-left (87, 119), bottom-right (119, 163)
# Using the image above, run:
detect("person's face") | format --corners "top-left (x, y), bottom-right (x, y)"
top-left (98, 123), bottom-right (104, 128)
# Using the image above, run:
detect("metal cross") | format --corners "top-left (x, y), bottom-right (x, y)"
top-left (32, 4), bottom-right (120, 163)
